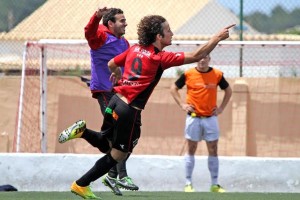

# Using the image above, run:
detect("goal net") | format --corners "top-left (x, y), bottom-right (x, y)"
top-left (14, 40), bottom-right (90, 153)
top-left (14, 39), bottom-right (300, 156)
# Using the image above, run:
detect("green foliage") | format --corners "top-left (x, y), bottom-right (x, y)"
top-left (282, 26), bottom-right (300, 35)
top-left (245, 6), bottom-right (300, 34)
top-left (0, 0), bottom-right (46, 32)
top-left (56, 66), bottom-right (86, 76)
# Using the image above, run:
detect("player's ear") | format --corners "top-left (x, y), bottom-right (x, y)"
top-left (108, 20), bottom-right (114, 28)
top-left (156, 34), bottom-right (163, 40)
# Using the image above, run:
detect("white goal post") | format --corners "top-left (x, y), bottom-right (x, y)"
top-left (16, 41), bottom-right (48, 153)
top-left (15, 39), bottom-right (300, 153)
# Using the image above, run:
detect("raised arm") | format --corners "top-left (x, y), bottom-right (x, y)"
top-left (84, 7), bottom-right (109, 38)
top-left (84, 7), bottom-right (110, 49)
top-left (184, 24), bottom-right (235, 64)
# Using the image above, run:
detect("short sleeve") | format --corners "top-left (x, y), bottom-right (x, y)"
top-left (218, 75), bottom-right (229, 90)
top-left (114, 48), bottom-right (130, 67)
top-left (175, 73), bottom-right (186, 89)
top-left (159, 51), bottom-right (185, 69)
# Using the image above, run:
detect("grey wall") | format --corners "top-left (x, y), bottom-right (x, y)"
top-left (1, 153), bottom-right (299, 192)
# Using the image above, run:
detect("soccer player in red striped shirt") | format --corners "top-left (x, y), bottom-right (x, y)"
top-left (61, 14), bottom-right (234, 199)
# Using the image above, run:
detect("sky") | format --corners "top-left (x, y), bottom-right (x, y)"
top-left (217, 0), bottom-right (300, 15)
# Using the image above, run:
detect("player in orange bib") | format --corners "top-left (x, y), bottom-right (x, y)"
top-left (170, 54), bottom-right (232, 193)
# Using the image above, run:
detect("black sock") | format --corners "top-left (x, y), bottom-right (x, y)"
top-left (82, 129), bottom-right (110, 153)
top-left (76, 154), bottom-right (118, 187)
top-left (108, 165), bottom-right (118, 178)
top-left (116, 159), bottom-right (128, 179)
top-left (107, 148), bottom-right (131, 179)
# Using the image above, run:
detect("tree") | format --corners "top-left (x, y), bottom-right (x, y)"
top-left (244, 5), bottom-right (300, 34)
top-left (0, 0), bottom-right (46, 32)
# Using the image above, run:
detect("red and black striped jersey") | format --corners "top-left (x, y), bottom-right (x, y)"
top-left (113, 44), bottom-right (185, 109)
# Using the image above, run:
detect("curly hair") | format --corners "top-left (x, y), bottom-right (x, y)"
top-left (137, 15), bottom-right (166, 46)
top-left (103, 8), bottom-right (124, 27)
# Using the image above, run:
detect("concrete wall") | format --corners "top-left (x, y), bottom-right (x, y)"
top-left (1, 77), bottom-right (300, 157)
top-left (1, 153), bottom-right (300, 193)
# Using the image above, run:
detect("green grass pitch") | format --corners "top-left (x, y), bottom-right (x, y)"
top-left (0, 191), bottom-right (299, 200)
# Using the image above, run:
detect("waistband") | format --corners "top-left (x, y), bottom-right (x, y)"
top-left (187, 112), bottom-right (212, 118)
top-left (116, 93), bottom-right (142, 111)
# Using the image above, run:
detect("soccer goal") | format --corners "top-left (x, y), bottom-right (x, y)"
top-left (14, 39), bottom-right (300, 153)
top-left (14, 39), bottom-right (90, 153)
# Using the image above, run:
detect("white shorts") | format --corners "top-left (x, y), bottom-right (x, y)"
top-left (184, 115), bottom-right (220, 142)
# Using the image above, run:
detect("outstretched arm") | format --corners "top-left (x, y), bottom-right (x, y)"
top-left (184, 24), bottom-right (235, 64)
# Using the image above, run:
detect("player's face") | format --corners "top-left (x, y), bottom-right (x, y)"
top-left (197, 55), bottom-right (210, 72)
top-left (112, 14), bottom-right (127, 37)
top-left (160, 21), bottom-right (173, 48)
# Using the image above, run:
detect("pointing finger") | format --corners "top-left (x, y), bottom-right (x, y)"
top-left (225, 24), bottom-right (236, 29)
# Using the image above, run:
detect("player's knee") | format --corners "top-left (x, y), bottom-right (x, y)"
top-left (187, 143), bottom-right (197, 154)
top-left (208, 145), bottom-right (218, 156)
top-left (110, 148), bottom-right (128, 162)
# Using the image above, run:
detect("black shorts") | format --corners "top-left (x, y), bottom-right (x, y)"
top-left (101, 94), bottom-right (141, 153)
top-left (95, 91), bottom-right (115, 116)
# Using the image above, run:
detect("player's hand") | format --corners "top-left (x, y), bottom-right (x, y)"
top-left (109, 67), bottom-right (122, 85)
top-left (181, 103), bottom-right (195, 113)
top-left (96, 7), bottom-right (110, 18)
top-left (212, 106), bottom-right (223, 116)
top-left (216, 24), bottom-right (235, 41)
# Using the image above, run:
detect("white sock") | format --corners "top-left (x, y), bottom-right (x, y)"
top-left (208, 156), bottom-right (219, 185)
top-left (185, 154), bottom-right (195, 185)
